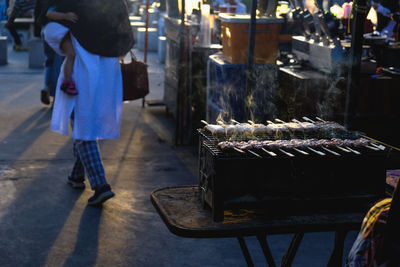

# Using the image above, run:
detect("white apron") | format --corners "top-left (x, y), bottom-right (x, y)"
top-left (45, 23), bottom-right (123, 141)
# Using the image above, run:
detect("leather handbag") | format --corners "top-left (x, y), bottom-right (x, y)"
top-left (120, 51), bottom-right (149, 101)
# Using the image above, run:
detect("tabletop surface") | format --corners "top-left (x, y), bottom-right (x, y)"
top-left (151, 186), bottom-right (366, 238)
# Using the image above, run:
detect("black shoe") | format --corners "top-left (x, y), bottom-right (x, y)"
top-left (67, 176), bottom-right (85, 189)
top-left (88, 184), bottom-right (115, 206)
top-left (41, 90), bottom-right (50, 105)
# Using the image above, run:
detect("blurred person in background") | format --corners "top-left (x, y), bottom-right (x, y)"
top-left (34, 0), bottom-right (64, 105)
top-left (4, 0), bottom-right (36, 51)
top-left (236, 0), bottom-right (247, 13)
top-left (373, 0), bottom-right (399, 38)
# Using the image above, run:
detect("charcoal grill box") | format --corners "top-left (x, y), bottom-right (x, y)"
top-left (219, 14), bottom-right (283, 64)
top-left (198, 129), bottom-right (389, 222)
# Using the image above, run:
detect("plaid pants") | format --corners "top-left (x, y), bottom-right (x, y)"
top-left (70, 140), bottom-right (107, 189)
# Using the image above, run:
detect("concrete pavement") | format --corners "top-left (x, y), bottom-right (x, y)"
top-left (0, 44), bottom-right (359, 266)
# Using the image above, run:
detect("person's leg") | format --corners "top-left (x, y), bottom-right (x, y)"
top-left (41, 42), bottom-right (54, 105)
top-left (60, 34), bottom-right (78, 95)
top-left (5, 21), bottom-right (22, 49)
top-left (67, 140), bottom-right (86, 188)
top-left (49, 53), bottom-right (64, 97)
top-left (60, 35), bottom-right (75, 82)
top-left (74, 140), bottom-right (115, 205)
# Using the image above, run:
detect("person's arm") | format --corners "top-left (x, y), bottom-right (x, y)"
top-left (7, 9), bottom-right (16, 23)
top-left (373, 2), bottom-right (392, 17)
top-left (6, 0), bottom-right (18, 24)
top-left (46, 10), bottom-right (78, 23)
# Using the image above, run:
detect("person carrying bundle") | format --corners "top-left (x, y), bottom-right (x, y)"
top-left (45, 0), bottom-right (134, 205)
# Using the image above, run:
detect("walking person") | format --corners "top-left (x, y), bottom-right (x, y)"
top-left (44, 0), bottom-right (134, 205)
top-left (4, 0), bottom-right (36, 50)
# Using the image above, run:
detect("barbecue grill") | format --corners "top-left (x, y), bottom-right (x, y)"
top-left (197, 119), bottom-right (394, 222)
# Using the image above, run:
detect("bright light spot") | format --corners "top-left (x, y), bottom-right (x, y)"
top-left (225, 27), bottom-right (231, 39)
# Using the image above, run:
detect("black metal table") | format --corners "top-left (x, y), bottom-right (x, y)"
top-left (151, 185), bottom-right (366, 266)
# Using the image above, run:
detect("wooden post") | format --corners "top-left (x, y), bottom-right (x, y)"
top-left (144, 0), bottom-right (150, 64)
top-left (142, 0), bottom-right (151, 108)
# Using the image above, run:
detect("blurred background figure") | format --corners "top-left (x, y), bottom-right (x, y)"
top-left (373, 0), bottom-right (399, 39)
top-left (34, 0), bottom-right (64, 105)
top-left (4, 0), bottom-right (36, 51)
top-left (235, 0), bottom-right (247, 13)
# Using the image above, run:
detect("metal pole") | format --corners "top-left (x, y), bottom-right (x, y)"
top-left (245, 0), bottom-right (258, 119)
top-left (175, 0), bottom-right (186, 145)
top-left (344, 0), bottom-right (367, 129)
top-left (142, 0), bottom-right (151, 108)
top-left (237, 237), bottom-right (255, 267)
top-left (256, 234), bottom-right (277, 266)
top-left (144, 0), bottom-right (150, 64)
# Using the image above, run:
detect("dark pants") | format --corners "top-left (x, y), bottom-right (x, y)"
top-left (70, 140), bottom-right (108, 190)
top-left (44, 41), bottom-right (64, 97)
top-left (5, 21), bottom-right (30, 45)
top-left (69, 112), bottom-right (108, 190)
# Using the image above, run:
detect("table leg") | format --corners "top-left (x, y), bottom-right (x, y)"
top-left (257, 234), bottom-right (276, 267)
top-left (237, 236), bottom-right (254, 267)
top-left (281, 232), bottom-right (304, 267)
top-left (327, 229), bottom-right (348, 267)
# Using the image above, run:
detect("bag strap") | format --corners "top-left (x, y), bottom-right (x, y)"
top-left (120, 50), bottom-right (137, 63)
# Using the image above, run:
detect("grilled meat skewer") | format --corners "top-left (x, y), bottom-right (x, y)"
top-left (218, 138), bottom-right (373, 154)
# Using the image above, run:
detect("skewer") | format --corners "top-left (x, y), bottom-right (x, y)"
top-left (315, 116), bottom-right (326, 122)
top-left (321, 147), bottom-right (340, 156)
top-left (201, 120), bottom-right (209, 125)
top-left (230, 119), bottom-right (240, 124)
top-left (364, 145), bottom-right (379, 151)
top-left (293, 147), bottom-right (309, 155)
top-left (360, 135), bottom-right (399, 151)
top-left (278, 149), bottom-right (295, 157)
top-left (292, 119), bottom-right (301, 123)
top-left (248, 120), bottom-right (255, 125)
top-left (302, 116), bottom-right (316, 123)
top-left (216, 120), bottom-right (225, 126)
top-left (345, 146), bottom-right (361, 155)
top-left (369, 142), bottom-right (386, 150)
top-left (261, 148), bottom-right (277, 157)
top-left (307, 147), bottom-right (326, 156)
top-left (275, 118), bottom-right (286, 123)
top-left (248, 149), bottom-right (262, 158)
top-left (267, 120), bottom-right (274, 124)
top-left (234, 147), bottom-right (246, 154)
top-left (336, 145), bottom-right (351, 153)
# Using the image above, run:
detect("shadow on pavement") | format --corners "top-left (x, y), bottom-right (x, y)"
top-left (62, 206), bottom-right (103, 267)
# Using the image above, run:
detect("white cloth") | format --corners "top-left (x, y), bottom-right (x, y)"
top-left (43, 22), bottom-right (68, 56)
top-left (46, 23), bottom-right (123, 141)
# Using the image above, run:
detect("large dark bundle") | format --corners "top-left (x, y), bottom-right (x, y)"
top-left (57, 0), bottom-right (134, 57)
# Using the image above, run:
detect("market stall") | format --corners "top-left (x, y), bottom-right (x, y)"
top-left (154, 0), bottom-right (400, 263)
